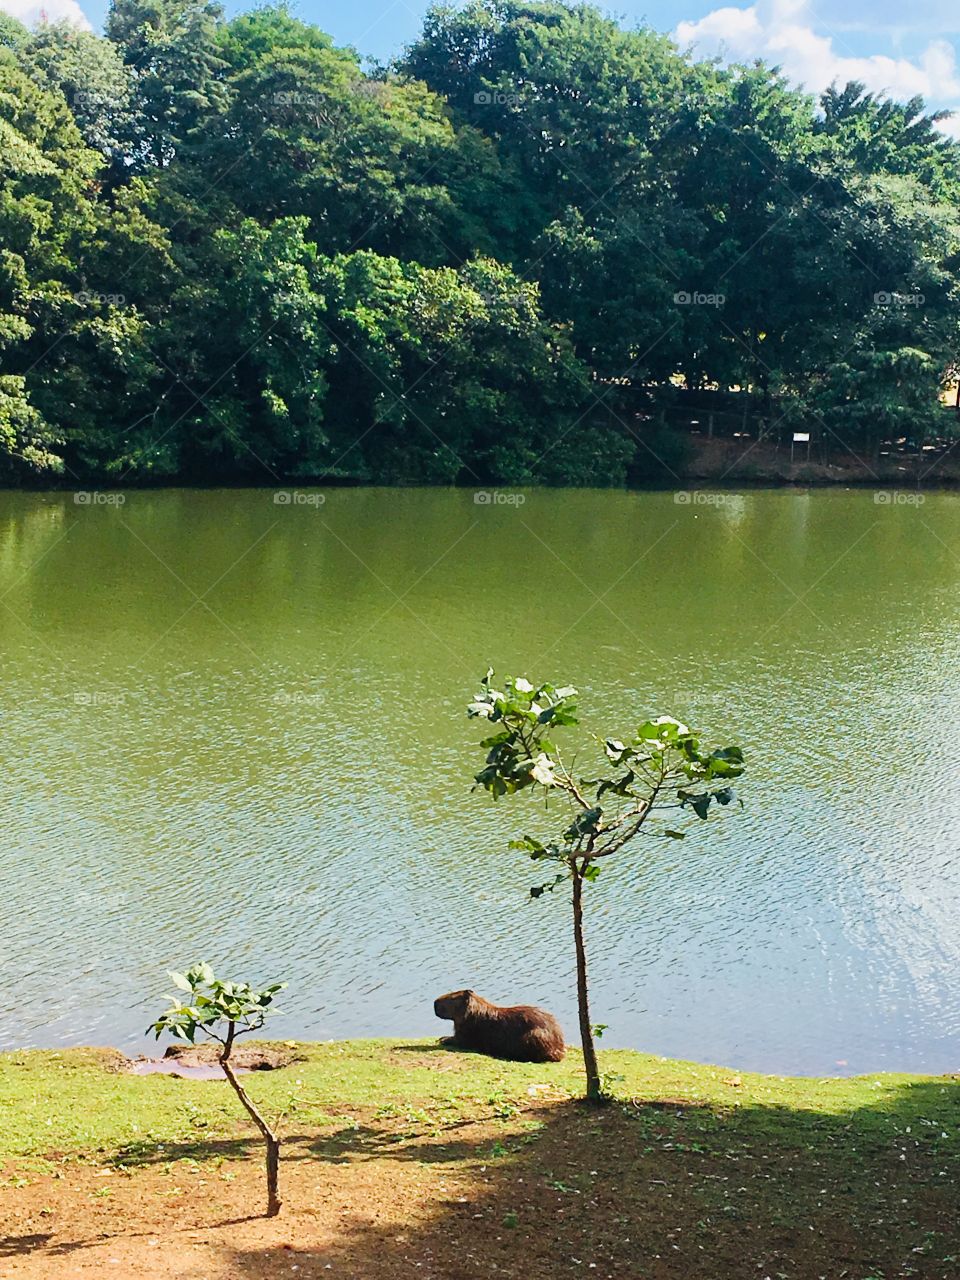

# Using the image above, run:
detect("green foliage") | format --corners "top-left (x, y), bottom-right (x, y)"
top-left (469, 670), bottom-right (744, 867)
top-left (0, 0), bottom-right (957, 486)
top-left (209, 15), bottom-right (475, 263)
top-left (156, 216), bottom-right (331, 479)
top-left (150, 963), bottom-right (285, 1045)
top-left (21, 23), bottom-right (134, 159)
top-left (0, 375), bottom-right (63, 478)
top-left (0, 13), bottom-right (27, 48)
top-left (314, 251), bottom-right (589, 482)
top-left (107, 0), bottom-right (229, 168)
top-left (629, 424), bottom-right (691, 484)
top-left (0, 46), bottom-right (101, 477)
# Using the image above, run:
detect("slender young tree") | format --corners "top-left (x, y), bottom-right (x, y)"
top-left (150, 964), bottom-right (286, 1215)
top-left (468, 672), bottom-right (746, 1103)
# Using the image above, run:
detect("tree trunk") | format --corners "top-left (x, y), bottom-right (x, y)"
top-left (221, 1044), bottom-right (282, 1217)
top-left (265, 1133), bottom-right (281, 1217)
top-left (571, 862), bottom-right (602, 1103)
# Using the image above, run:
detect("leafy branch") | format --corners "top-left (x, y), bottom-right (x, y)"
top-left (468, 670), bottom-right (746, 1102)
top-left (150, 963), bottom-right (287, 1216)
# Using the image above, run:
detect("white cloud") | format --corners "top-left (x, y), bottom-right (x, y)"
top-left (0, 0), bottom-right (91, 30)
top-left (675, 0), bottom-right (960, 132)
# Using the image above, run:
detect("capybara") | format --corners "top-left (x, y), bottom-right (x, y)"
top-left (433, 989), bottom-right (565, 1063)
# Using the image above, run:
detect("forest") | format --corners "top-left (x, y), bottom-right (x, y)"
top-left (1, 0), bottom-right (959, 487)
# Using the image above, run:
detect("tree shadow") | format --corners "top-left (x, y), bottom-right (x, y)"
top-left (0, 1216), bottom-right (264, 1260)
top-left (110, 1133), bottom-right (316, 1168)
top-left (387, 1042), bottom-right (460, 1054)
top-left (307, 1115), bottom-right (496, 1165)
top-left (0, 1234), bottom-right (52, 1257)
top-left (221, 1076), bottom-right (960, 1279)
top-left (112, 1116), bottom-right (489, 1170)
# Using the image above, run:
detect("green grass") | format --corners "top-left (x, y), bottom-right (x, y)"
top-left (0, 1039), bottom-right (955, 1165)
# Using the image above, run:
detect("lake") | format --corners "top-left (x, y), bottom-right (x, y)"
top-left (1, 485), bottom-right (958, 1075)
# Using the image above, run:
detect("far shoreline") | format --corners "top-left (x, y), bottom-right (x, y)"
top-left (2, 424), bottom-right (960, 495)
top-left (1, 474), bottom-right (959, 497)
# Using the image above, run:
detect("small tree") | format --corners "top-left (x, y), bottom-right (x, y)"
top-left (468, 672), bottom-right (746, 1103)
top-left (150, 963), bottom-right (286, 1216)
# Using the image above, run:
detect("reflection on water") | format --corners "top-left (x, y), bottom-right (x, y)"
top-left (0, 486), bottom-right (958, 1075)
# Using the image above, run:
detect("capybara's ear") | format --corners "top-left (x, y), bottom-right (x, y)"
top-left (463, 989), bottom-right (480, 1016)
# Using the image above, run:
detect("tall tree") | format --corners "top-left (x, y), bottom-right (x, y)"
top-left (0, 47), bottom-right (99, 478)
top-left (314, 249), bottom-right (593, 483)
top-left (21, 22), bottom-right (134, 161)
top-left (106, 0), bottom-right (229, 169)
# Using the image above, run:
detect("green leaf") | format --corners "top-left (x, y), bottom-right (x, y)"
top-left (705, 758), bottom-right (741, 778)
top-left (530, 872), bottom-right (568, 898)
top-left (550, 708), bottom-right (579, 726)
top-left (691, 793), bottom-right (711, 819)
top-left (509, 835), bottom-right (545, 853)
top-left (678, 790), bottom-right (712, 819)
top-left (565, 806), bottom-right (602, 839)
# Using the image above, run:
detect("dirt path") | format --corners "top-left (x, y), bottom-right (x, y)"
top-left (0, 1151), bottom-right (482, 1279)
top-left (1, 1098), bottom-right (957, 1279)
top-left (0, 1118), bottom-right (490, 1280)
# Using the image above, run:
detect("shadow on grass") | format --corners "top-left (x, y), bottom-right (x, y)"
top-left (387, 1042), bottom-right (459, 1054)
top-left (111, 1133), bottom-right (311, 1168)
top-left (113, 1116), bottom-right (507, 1170)
top-left (306, 1115), bottom-right (493, 1164)
top-left (222, 1076), bottom-right (960, 1280)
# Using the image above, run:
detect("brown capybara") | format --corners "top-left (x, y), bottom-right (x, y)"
top-left (433, 989), bottom-right (565, 1063)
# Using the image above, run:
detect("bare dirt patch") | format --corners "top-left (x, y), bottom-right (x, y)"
top-left (1, 1097), bottom-right (956, 1280)
top-left (125, 1042), bottom-right (304, 1079)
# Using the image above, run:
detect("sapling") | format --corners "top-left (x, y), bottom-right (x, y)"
top-left (150, 963), bottom-right (286, 1215)
top-left (468, 671), bottom-right (746, 1103)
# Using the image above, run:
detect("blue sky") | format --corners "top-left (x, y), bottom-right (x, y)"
top-left (8, 0), bottom-right (960, 132)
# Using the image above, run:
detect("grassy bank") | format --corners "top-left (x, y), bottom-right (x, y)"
top-left (0, 1040), bottom-right (957, 1277)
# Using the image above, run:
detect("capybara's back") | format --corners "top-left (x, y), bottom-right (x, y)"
top-left (434, 989), bottom-right (565, 1062)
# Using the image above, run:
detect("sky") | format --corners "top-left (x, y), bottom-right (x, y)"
top-left (6, 0), bottom-right (960, 135)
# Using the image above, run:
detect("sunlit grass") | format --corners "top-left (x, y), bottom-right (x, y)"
top-left (0, 1039), bottom-right (954, 1163)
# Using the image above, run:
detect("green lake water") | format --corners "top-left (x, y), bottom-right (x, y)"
top-left (1, 485), bottom-right (958, 1074)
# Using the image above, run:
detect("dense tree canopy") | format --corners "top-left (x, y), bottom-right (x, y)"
top-left (0, 0), bottom-right (958, 485)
